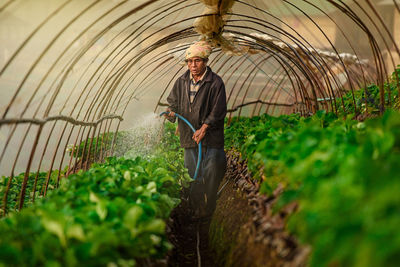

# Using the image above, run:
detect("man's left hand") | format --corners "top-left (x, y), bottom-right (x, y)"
top-left (192, 124), bottom-right (209, 144)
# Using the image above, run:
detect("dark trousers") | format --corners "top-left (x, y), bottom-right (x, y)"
top-left (184, 147), bottom-right (227, 217)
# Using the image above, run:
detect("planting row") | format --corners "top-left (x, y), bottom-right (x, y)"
top-left (337, 66), bottom-right (399, 115)
top-left (0, 124), bottom-right (191, 266)
top-left (0, 170), bottom-right (60, 214)
top-left (1, 119), bottom-right (168, 214)
top-left (225, 110), bottom-right (400, 267)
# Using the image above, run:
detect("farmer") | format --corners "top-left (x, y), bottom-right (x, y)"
top-left (165, 41), bottom-right (227, 219)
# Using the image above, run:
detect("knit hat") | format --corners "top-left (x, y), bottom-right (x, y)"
top-left (185, 41), bottom-right (212, 60)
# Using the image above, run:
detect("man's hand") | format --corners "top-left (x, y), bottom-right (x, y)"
top-left (192, 124), bottom-right (209, 144)
top-left (163, 108), bottom-right (175, 119)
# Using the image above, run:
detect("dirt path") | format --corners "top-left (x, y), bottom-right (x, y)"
top-left (167, 196), bottom-right (219, 267)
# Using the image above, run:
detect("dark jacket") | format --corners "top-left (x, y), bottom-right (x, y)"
top-left (167, 66), bottom-right (227, 149)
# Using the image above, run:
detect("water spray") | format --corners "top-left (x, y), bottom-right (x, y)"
top-left (160, 111), bottom-right (202, 180)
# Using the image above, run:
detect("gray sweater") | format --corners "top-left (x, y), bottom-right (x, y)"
top-left (167, 66), bottom-right (227, 149)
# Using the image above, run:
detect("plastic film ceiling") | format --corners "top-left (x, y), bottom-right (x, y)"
top-left (0, 0), bottom-right (399, 209)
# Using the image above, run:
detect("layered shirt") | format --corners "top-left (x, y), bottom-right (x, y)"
top-left (167, 66), bottom-right (227, 149)
top-left (189, 68), bottom-right (208, 103)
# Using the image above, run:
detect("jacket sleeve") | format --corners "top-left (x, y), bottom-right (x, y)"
top-left (204, 79), bottom-right (227, 127)
top-left (166, 79), bottom-right (180, 123)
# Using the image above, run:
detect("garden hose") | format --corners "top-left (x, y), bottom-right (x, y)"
top-left (160, 111), bottom-right (202, 180)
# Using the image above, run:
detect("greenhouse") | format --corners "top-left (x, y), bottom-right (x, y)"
top-left (0, 0), bottom-right (399, 266)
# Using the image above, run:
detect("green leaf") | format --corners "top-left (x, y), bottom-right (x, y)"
top-left (123, 171), bottom-right (131, 181)
top-left (141, 219), bottom-right (165, 234)
top-left (42, 218), bottom-right (66, 247)
top-left (96, 201), bottom-right (108, 221)
top-left (89, 192), bottom-right (100, 203)
top-left (124, 206), bottom-right (144, 237)
top-left (66, 224), bottom-right (85, 241)
top-left (146, 181), bottom-right (157, 193)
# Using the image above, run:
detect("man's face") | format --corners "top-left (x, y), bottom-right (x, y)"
top-left (187, 57), bottom-right (207, 76)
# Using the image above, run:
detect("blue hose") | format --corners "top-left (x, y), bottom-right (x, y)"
top-left (160, 111), bottom-right (202, 180)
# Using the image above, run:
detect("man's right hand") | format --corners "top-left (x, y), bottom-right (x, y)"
top-left (164, 108), bottom-right (175, 119)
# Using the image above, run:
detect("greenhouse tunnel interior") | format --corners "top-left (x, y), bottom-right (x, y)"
top-left (0, 0), bottom-right (399, 210)
top-left (1, 1), bottom-right (400, 266)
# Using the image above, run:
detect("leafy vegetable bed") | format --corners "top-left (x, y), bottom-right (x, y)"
top-left (0, 124), bottom-right (190, 266)
top-left (67, 131), bottom-right (131, 160)
top-left (1, 170), bottom-right (60, 214)
top-left (336, 66), bottom-right (399, 115)
top-left (225, 110), bottom-right (400, 267)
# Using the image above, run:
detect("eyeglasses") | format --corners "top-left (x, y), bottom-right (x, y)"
top-left (186, 58), bottom-right (204, 65)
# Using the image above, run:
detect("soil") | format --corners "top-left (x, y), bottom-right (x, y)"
top-left (167, 189), bottom-right (219, 267)
top-left (208, 151), bottom-right (309, 267)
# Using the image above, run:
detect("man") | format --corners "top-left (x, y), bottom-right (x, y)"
top-left (165, 41), bottom-right (227, 219)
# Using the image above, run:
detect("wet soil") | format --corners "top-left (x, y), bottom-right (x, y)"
top-left (208, 151), bottom-right (309, 267)
top-left (167, 190), bottom-right (220, 267)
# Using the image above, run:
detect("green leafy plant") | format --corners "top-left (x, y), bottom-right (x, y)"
top-left (225, 109), bottom-right (400, 267)
top-left (336, 66), bottom-right (400, 115)
top-left (0, 123), bottom-right (190, 266)
top-left (67, 131), bottom-right (126, 160)
top-left (0, 169), bottom-right (61, 214)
